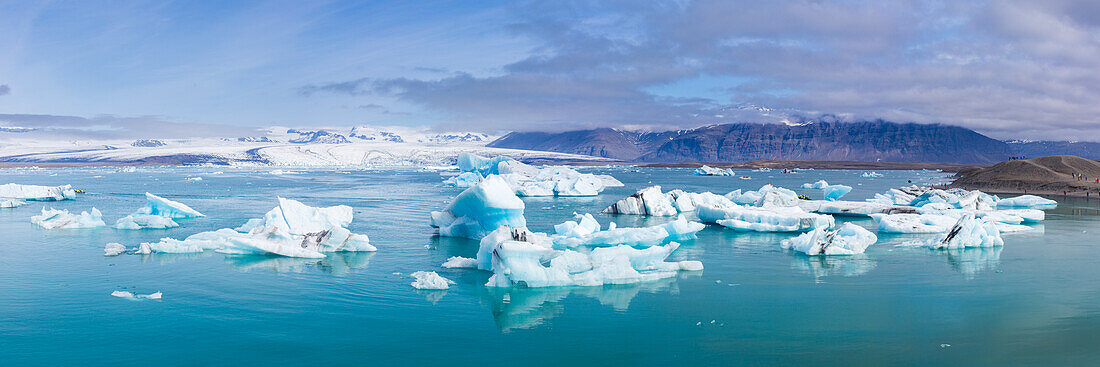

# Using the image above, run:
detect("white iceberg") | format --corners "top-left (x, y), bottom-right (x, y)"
top-left (727, 184), bottom-right (800, 208)
top-left (132, 193), bottom-right (205, 219)
top-left (781, 223), bottom-right (878, 255)
top-left (996, 195), bottom-right (1057, 208)
top-left (0, 183), bottom-right (77, 201)
top-left (552, 214), bottom-right (705, 248)
top-left (138, 198), bottom-right (375, 257)
top-left (694, 165), bottom-right (735, 176)
top-left (431, 175), bottom-right (527, 239)
top-left (104, 243), bottom-right (128, 256)
top-left (799, 200), bottom-right (918, 217)
top-left (111, 291), bottom-right (162, 300)
top-left (410, 271), bottom-right (455, 290)
top-left (861, 171), bottom-right (883, 178)
top-left (602, 186), bottom-right (678, 216)
top-left (1, 199), bottom-right (27, 208)
top-left (926, 213), bottom-right (1004, 249)
top-left (698, 203), bottom-right (834, 232)
top-left (476, 226), bottom-right (556, 270)
top-left (115, 215), bottom-right (180, 230)
top-left (31, 207), bottom-right (106, 229)
top-left (442, 256), bottom-right (478, 269)
top-left (454, 153), bottom-right (616, 197)
top-left (801, 180), bottom-right (830, 189)
top-left (444, 172), bottom-right (483, 188)
top-left (484, 240), bottom-right (700, 288)
top-left (871, 213), bottom-right (957, 233)
top-left (457, 153), bottom-right (513, 176)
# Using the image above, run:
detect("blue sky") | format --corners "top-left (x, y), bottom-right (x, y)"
top-left (2, 0), bottom-right (1099, 140)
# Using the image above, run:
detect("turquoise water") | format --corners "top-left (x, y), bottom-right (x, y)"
top-left (2, 167), bottom-right (1099, 366)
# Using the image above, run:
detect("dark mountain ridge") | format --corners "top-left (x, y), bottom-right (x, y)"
top-left (489, 121), bottom-right (1014, 164)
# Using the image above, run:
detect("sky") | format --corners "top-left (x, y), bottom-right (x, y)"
top-left (1, 0), bottom-right (1099, 141)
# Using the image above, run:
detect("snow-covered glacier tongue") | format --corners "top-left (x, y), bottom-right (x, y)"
top-left (136, 197), bottom-right (375, 257)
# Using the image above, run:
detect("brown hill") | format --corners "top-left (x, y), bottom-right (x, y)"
top-left (951, 155), bottom-right (1100, 196)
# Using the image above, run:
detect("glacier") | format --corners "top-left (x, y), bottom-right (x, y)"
top-left (31, 207), bottom-right (106, 229)
top-left (0, 183), bottom-right (77, 201)
top-left (431, 175), bottom-right (527, 239)
top-left (781, 223), bottom-right (878, 255)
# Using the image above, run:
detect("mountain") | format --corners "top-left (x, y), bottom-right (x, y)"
top-left (1006, 140), bottom-right (1100, 160)
top-left (489, 121), bottom-right (1013, 164)
top-left (951, 155), bottom-right (1100, 195)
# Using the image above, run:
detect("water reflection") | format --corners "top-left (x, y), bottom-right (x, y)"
top-left (222, 252), bottom-right (375, 276)
top-left (479, 276), bottom-right (690, 332)
top-left (789, 254), bottom-right (877, 280)
top-left (137, 251), bottom-right (213, 264)
top-left (937, 246), bottom-right (1001, 278)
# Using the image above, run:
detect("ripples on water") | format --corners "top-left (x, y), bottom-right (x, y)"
top-left (2, 166), bottom-right (1099, 365)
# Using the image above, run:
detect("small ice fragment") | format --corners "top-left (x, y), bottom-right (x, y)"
top-left (186, 177), bottom-right (202, 181)
top-left (442, 256), bottom-right (478, 269)
top-left (111, 291), bottom-right (134, 298)
top-left (410, 271), bottom-right (455, 290)
top-left (104, 243), bottom-right (127, 256)
top-left (139, 292), bottom-right (162, 300)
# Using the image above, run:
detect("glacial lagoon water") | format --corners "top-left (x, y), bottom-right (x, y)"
top-left (2, 166), bottom-right (1099, 366)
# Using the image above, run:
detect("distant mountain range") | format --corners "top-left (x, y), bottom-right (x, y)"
top-left (490, 121), bottom-right (1022, 164)
top-left (1005, 140), bottom-right (1100, 160)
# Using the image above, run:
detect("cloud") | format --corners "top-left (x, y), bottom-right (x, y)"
top-left (0, 84), bottom-right (9, 96)
top-left (301, 0), bottom-right (1100, 140)
top-left (0, 114), bottom-right (262, 140)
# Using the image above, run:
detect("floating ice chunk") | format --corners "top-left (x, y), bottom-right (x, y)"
top-left (444, 172), bottom-right (483, 188)
top-left (1, 199), bottom-right (26, 208)
top-left (727, 184), bottom-right (800, 207)
top-left (485, 241), bottom-right (698, 288)
top-left (116, 166), bottom-right (137, 173)
top-left (410, 271), bottom-right (455, 290)
top-left (997, 195), bottom-right (1057, 208)
top-left (802, 180), bottom-right (830, 189)
top-left (595, 174), bottom-right (624, 187)
top-left (678, 260), bottom-right (704, 271)
top-left (115, 214), bottom-right (180, 230)
top-left (104, 243), bottom-right (127, 256)
top-left (822, 185), bottom-right (852, 201)
top-left (926, 213), bottom-right (1003, 249)
top-left (553, 213), bottom-right (601, 238)
top-left (861, 171), bottom-right (883, 178)
top-left (186, 177), bottom-right (202, 181)
top-left (111, 291), bottom-right (162, 300)
top-left (694, 165), bottom-right (735, 176)
top-left (476, 226), bottom-right (553, 270)
top-left (602, 186), bottom-right (678, 216)
top-left (0, 183), bottom-right (76, 201)
top-left (554, 215), bottom-right (705, 248)
top-left (700, 203), bottom-right (834, 232)
top-left (442, 256), bottom-right (478, 268)
top-left (31, 207), bottom-right (106, 229)
top-left (800, 200), bottom-right (918, 217)
top-left (133, 193), bottom-right (205, 219)
top-left (781, 223), bottom-right (878, 255)
top-left (980, 209), bottom-right (1044, 223)
top-left (457, 153), bottom-right (513, 176)
top-left (431, 175), bottom-right (527, 239)
top-left (263, 197), bottom-right (353, 235)
top-left (667, 190), bottom-right (736, 213)
top-left (871, 213), bottom-right (956, 233)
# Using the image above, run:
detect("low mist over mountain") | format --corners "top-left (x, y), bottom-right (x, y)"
top-left (1005, 141), bottom-right (1100, 161)
top-left (490, 121), bottom-right (1014, 164)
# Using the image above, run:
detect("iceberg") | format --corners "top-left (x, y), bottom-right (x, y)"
top-left (727, 184), bottom-right (800, 207)
top-left (443, 172), bottom-right (483, 188)
top-left (104, 243), bottom-right (128, 256)
top-left (115, 214), bottom-right (179, 230)
top-left (694, 165), bottom-right (735, 176)
top-left (799, 200), bottom-right (918, 217)
top-left (996, 195), bottom-right (1057, 208)
top-left (781, 223), bottom-right (878, 255)
top-left (1, 199), bottom-right (27, 208)
top-left (602, 186), bottom-right (678, 216)
top-left (552, 214), bottom-right (705, 248)
top-left (442, 256), bottom-right (478, 269)
top-left (454, 153), bottom-right (617, 197)
top-left (822, 184), bottom-right (852, 201)
top-left (871, 213), bottom-right (957, 233)
top-left (485, 240), bottom-right (700, 288)
top-left (31, 207), bottom-right (106, 229)
top-left (0, 183), bottom-right (76, 201)
top-left (801, 180), bottom-right (830, 189)
top-left (476, 226), bottom-right (555, 270)
top-left (410, 271), bottom-right (455, 290)
top-left (861, 171), bottom-right (883, 178)
top-left (132, 193), bottom-right (205, 219)
top-left (431, 175), bottom-right (527, 239)
top-left (137, 198), bottom-right (375, 257)
top-left (926, 213), bottom-right (1004, 249)
top-left (698, 203), bottom-right (834, 232)
top-left (111, 291), bottom-right (162, 300)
